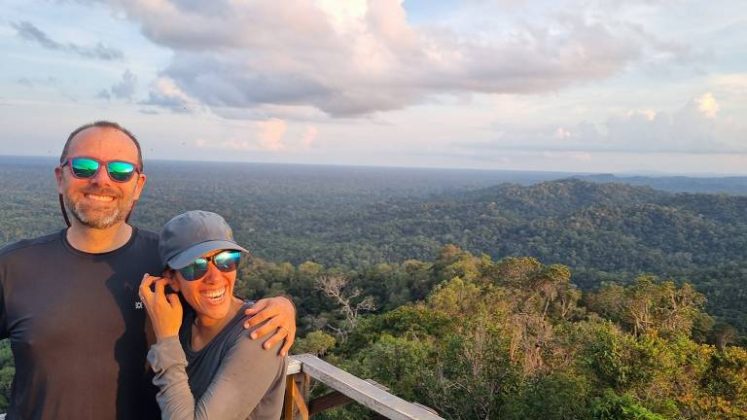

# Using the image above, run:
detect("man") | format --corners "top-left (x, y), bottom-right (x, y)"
top-left (0, 121), bottom-right (296, 419)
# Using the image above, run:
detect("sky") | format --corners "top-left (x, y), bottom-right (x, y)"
top-left (2, 0), bottom-right (746, 175)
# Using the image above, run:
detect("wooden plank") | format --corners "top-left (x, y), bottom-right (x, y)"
top-left (282, 376), bottom-right (295, 420)
top-left (309, 390), bottom-right (353, 415)
top-left (412, 402), bottom-right (440, 415)
top-left (290, 376), bottom-right (309, 420)
top-left (286, 356), bottom-right (303, 375)
top-left (293, 353), bottom-right (443, 420)
top-left (309, 378), bottom-right (391, 415)
top-left (283, 375), bottom-right (309, 420)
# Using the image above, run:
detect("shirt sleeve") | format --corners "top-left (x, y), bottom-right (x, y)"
top-left (148, 334), bottom-right (288, 420)
top-left (0, 275), bottom-right (9, 339)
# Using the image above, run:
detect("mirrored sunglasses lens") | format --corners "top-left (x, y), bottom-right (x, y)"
top-left (180, 259), bottom-right (209, 281)
top-left (107, 161), bottom-right (136, 182)
top-left (71, 158), bottom-right (99, 178)
top-left (214, 251), bottom-right (241, 271)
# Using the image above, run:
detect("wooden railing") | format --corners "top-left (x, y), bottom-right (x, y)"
top-left (0, 355), bottom-right (442, 420)
top-left (283, 354), bottom-right (443, 420)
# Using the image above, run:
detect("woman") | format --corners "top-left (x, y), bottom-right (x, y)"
top-left (139, 210), bottom-right (288, 420)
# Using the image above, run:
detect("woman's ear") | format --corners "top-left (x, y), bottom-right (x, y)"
top-left (163, 269), bottom-right (181, 292)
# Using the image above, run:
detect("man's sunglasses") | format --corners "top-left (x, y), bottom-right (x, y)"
top-left (61, 157), bottom-right (140, 183)
top-left (177, 250), bottom-right (242, 281)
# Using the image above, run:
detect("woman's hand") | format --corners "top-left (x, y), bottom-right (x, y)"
top-left (139, 274), bottom-right (183, 341)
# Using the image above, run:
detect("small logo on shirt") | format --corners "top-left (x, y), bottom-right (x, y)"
top-left (135, 301), bottom-right (144, 310)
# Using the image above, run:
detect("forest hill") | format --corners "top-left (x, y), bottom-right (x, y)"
top-left (1, 159), bottom-right (746, 417)
top-left (240, 246), bottom-right (746, 419)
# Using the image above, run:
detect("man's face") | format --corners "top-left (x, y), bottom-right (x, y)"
top-left (55, 127), bottom-right (146, 229)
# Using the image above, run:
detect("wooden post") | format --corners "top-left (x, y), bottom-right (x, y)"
top-left (282, 373), bottom-right (309, 420)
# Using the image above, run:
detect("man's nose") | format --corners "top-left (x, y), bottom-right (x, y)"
top-left (89, 165), bottom-right (111, 185)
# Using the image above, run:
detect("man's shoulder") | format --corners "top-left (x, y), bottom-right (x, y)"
top-left (134, 228), bottom-right (159, 242)
top-left (129, 228), bottom-right (161, 264)
top-left (131, 227), bottom-right (159, 250)
top-left (0, 231), bottom-right (62, 260)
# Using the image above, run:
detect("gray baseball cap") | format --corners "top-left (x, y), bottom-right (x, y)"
top-left (159, 210), bottom-right (249, 269)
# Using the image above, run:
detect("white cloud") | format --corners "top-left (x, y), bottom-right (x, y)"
top-left (696, 92), bottom-right (719, 119)
top-left (144, 76), bottom-right (202, 112)
top-left (98, 69), bottom-right (137, 101)
top-left (190, 119), bottom-right (317, 153)
top-left (465, 92), bottom-right (742, 154)
top-left (219, 138), bottom-right (254, 152)
top-left (6, 0), bottom-right (746, 174)
top-left (626, 109), bottom-right (657, 121)
top-left (711, 73), bottom-right (747, 95)
top-left (11, 20), bottom-right (124, 60)
top-left (109, 0), bottom-right (674, 117)
top-left (257, 118), bottom-right (288, 151)
top-left (554, 127), bottom-right (571, 140)
top-left (301, 126), bottom-right (319, 148)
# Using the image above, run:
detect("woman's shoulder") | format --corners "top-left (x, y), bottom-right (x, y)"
top-left (224, 301), bottom-right (286, 364)
top-left (221, 300), bottom-right (259, 346)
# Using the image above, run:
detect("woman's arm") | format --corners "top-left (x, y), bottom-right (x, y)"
top-left (140, 274), bottom-right (288, 419)
top-left (148, 331), bottom-right (288, 420)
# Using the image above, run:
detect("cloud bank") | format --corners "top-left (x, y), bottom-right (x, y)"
top-left (465, 93), bottom-right (744, 155)
top-left (12, 21), bottom-right (124, 60)
top-left (111, 0), bottom-right (675, 117)
top-left (98, 70), bottom-right (137, 100)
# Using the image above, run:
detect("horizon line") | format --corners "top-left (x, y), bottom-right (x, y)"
top-left (0, 153), bottom-right (745, 178)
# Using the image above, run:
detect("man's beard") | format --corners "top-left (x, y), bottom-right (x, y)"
top-left (63, 188), bottom-right (130, 229)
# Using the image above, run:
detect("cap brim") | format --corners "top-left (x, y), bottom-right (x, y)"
top-left (167, 240), bottom-right (249, 269)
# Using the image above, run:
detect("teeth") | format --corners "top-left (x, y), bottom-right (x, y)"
top-left (86, 194), bottom-right (114, 202)
top-left (202, 288), bottom-right (226, 299)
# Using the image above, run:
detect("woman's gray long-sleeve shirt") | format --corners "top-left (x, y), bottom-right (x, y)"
top-left (147, 304), bottom-right (288, 420)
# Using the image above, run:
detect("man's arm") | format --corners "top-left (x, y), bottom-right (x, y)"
top-left (244, 296), bottom-right (297, 356)
top-left (148, 333), bottom-right (287, 420)
top-left (0, 281), bottom-right (8, 339)
top-left (0, 258), bottom-right (10, 340)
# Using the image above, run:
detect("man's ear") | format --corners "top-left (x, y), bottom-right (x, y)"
top-left (132, 173), bottom-right (147, 200)
top-left (55, 166), bottom-right (64, 193)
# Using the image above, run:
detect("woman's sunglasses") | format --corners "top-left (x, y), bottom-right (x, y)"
top-left (177, 250), bottom-right (242, 281)
top-left (61, 157), bottom-right (140, 183)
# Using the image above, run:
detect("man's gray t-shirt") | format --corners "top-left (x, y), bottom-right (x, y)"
top-left (0, 229), bottom-right (162, 419)
top-left (147, 302), bottom-right (287, 420)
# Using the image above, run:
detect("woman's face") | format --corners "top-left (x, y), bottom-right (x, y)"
top-left (170, 249), bottom-right (238, 322)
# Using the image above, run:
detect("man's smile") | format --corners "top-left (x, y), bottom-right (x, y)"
top-left (84, 193), bottom-right (116, 202)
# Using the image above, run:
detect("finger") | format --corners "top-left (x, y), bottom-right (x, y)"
top-left (279, 334), bottom-right (293, 356)
top-left (139, 274), bottom-right (158, 302)
top-left (139, 273), bottom-right (157, 291)
top-left (244, 310), bottom-right (277, 329)
top-left (154, 278), bottom-right (167, 297)
top-left (167, 293), bottom-right (183, 319)
top-left (250, 318), bottom-right (282, 340)
top-left (243, 299), bottom-right (268, 315)
top-left (244, 308), bottom-right (278, 329)
top-left (166, 292), bottom-right (181, 308)
top-left (261, 330), bottom-right (286, 351)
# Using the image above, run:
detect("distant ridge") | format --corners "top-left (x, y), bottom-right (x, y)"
top-left (2, 155), bottom-right (746, 195)
top-left (575, 173), bottom-right (747, 195)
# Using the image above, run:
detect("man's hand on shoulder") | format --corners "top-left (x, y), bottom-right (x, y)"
top-left (243, 296), bottom-right (296, 356)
